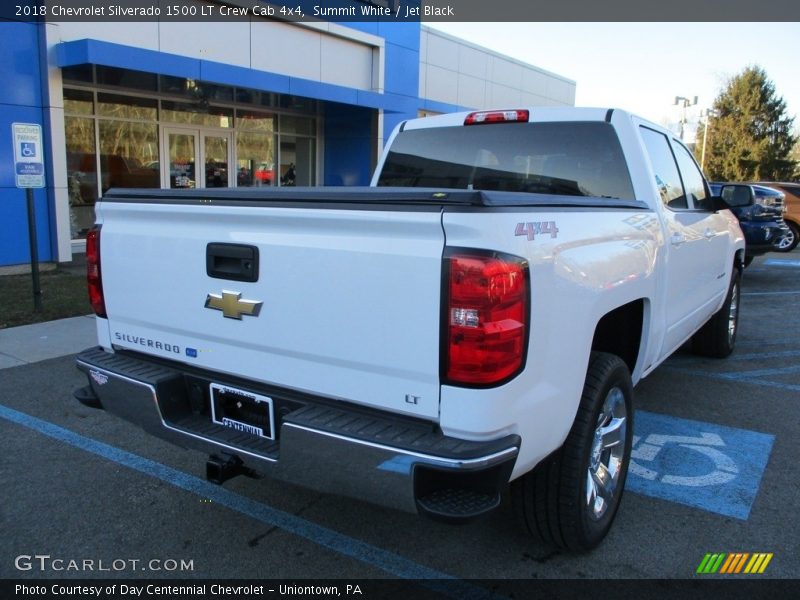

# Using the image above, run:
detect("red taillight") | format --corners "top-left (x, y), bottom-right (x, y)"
top-left (444, 250), bottom-right (529, 386)
top-left (464, 109), bottom-right (529, 126)
top-left (86, 226), bottom-right (106, 318)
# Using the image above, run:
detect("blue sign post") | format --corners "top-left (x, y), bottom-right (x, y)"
top-left (12, 123), bottom-right (46, 311)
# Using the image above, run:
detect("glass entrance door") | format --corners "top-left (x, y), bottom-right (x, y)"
top-left (202, 134), bottom-right (230, 188)
top-left (163, 128), bottom-right (232, 189)
top-left (165, 129), bottom-right (197, 189)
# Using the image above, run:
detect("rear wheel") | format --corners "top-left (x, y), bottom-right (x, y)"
top-left (512, 352), bottom-right (633, 551)
top-left (691, 269), bottom-right (741, 358)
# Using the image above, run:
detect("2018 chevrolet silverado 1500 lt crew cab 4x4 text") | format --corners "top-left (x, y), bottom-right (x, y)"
top-left (74, 108), bottom-right (745, 550)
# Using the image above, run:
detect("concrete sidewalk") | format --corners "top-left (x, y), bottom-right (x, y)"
top-left (0, 315), bottom-right (96, 369)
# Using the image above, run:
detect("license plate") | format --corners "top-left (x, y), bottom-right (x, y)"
top-left (210, 383), bottom-right (275, 440)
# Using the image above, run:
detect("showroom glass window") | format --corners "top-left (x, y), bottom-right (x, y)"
top-left (62, 66), bottom-right (320, 240)
top-left (235, 110), bottom-right (276, 187)
top-left (64, 88), bottom-right (98, 239)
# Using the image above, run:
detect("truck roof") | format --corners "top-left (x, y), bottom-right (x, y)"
top-left (402, 107), bottom-right (632, 131)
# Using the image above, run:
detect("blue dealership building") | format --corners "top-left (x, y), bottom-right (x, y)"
top-left (0, 2), bottom-right (575, 268)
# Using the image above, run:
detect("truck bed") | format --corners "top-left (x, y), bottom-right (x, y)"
top-left (102, 186), bottom-right (649, 210)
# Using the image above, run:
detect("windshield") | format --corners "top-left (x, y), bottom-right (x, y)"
top-left (377, 121), bottom-right (635, 200)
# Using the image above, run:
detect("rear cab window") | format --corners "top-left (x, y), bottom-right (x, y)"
top-left (377, 122), bottom-right (635, 201)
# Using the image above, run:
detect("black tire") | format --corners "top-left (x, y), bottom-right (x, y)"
top-left (691, 269), bottom-right (741, 358)
top-left (774, 221), bottom-right (799, 253)
top-left (511, 352), bottom-right (633, 551)
top-left (743, 255), bottom-right (754, 268)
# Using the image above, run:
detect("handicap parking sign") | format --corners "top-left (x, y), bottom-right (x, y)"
top-left (12, 123), bottom-right (45, 188)
top-left (20, 142), bottom-right (37, 158)
top-left (627, 411), bottom-right (774, 519)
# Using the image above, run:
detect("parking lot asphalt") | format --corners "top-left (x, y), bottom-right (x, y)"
top-left (1, 252), bottom-right (798, 590)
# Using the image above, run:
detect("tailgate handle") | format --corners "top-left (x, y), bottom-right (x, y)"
top-left (206, 243), bottom-right (259, 282)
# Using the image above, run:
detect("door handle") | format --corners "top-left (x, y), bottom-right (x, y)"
top-left (670, 232), bottom-right (685, 246)
top-left (206, 243), bottom-right (259, 282)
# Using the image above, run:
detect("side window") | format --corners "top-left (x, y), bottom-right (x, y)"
top-left (672, 142), bottom-right (711, 210)
top-left (639, 126), bottom-right (687, 209)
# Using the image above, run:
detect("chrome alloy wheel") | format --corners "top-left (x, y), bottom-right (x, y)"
top-left (728, 280), bottom-right (740, 345)
top-left (774, 227), bottom-right (795, 251)
top-left (586, 387), bottom-right (628, 521)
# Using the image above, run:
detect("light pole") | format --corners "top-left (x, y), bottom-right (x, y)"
top-left (674, 95), bottom-right (698, 140)
top-left (700, 108), bottom-right (719, 172)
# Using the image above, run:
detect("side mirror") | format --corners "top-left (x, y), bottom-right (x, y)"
top-left (710, 195), bottom-right (730, 212)
top-left (720, 184), bottom-right (754, 207)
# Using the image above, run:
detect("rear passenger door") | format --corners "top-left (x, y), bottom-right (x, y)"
top-left (639, 126), bottom-right (730, 357)
top-left (669, 140), bottom-right (731, 304)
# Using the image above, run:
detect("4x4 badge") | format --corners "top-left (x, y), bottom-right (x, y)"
top-left (205, 291), bottom-right (263, 320)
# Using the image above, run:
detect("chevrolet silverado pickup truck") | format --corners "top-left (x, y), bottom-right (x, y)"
top-left (75, 107), bottom-right (745, 550)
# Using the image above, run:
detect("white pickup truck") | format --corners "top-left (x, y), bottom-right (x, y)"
top-left (75, 107), bottom-right (744, 550)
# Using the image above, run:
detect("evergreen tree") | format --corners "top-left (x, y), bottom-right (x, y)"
top-left (790, 127), bottom-right (800, 179)
top-left (697, 66), bottom-right (797, 181)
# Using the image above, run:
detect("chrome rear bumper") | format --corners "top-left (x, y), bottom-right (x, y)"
top-left (76, 347), bottom-right (519, 520)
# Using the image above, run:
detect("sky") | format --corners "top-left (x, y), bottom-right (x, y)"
top-left (426, 22), bottom-right (800, 141)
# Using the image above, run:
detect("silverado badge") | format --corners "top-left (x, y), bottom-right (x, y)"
top-left (205, 290), bottom-right (263, 320)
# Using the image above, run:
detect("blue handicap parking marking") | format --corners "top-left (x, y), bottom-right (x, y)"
top-left (664, 362), bottom-right (800, 394)
top-left (627, 411), bottom-right (774, 520)
top-left (763, 258), bottom-right (800, 268)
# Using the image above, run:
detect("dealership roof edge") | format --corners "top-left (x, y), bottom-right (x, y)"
top-left (420, 25), bottom-right (576, 87)
top-left (55, 38), bottom-right (418, 114)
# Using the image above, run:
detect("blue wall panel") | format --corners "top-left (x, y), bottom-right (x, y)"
top-left (323, 104), bottom-right (373, 186)
top-left (378, 24), bottom-right (420, 142)
top-left (0, 187), bottom-right (51, 265)
top-left (383, 113), bottom-right (407, 142)
top-left (56, 39), bottom-right (202, 81)
top-left (383, 43), bottom-right (419, 98)
top-left (0, 23), bottom-right (52, 266)
top-left (378, 22), bottom-right (420, 51)
top-left (0, 20), bottom-right (42, 107)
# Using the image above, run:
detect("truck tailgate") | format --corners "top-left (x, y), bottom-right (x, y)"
top-left (96, 200), bottom-right (444, 420)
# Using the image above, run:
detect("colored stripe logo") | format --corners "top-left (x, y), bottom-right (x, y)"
top-left (697, 552), bottom-right (773, 574)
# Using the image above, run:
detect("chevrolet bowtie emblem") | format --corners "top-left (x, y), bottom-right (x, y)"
top-left (205, 291), bottom-right (263, 320)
